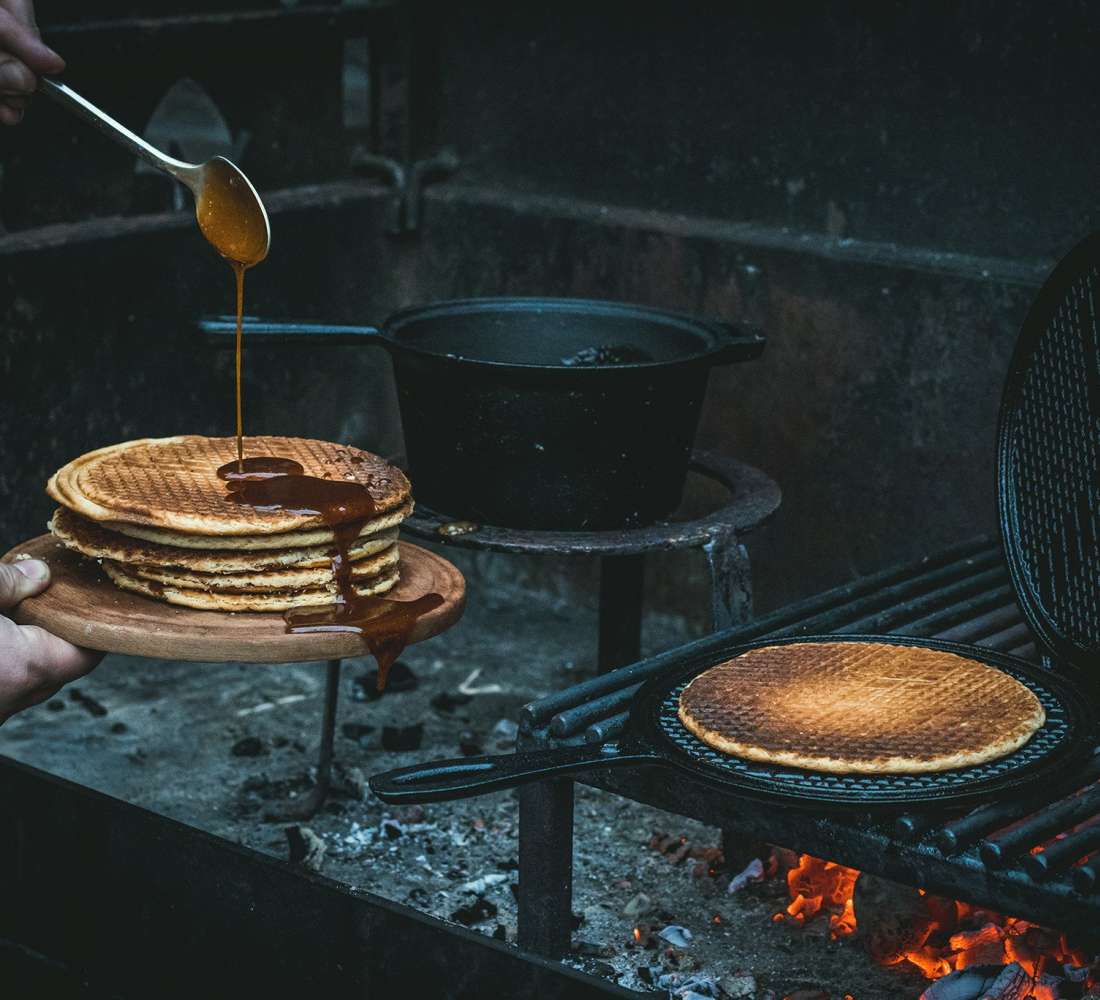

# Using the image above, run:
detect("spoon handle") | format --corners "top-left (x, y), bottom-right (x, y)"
top-left (39, 78), bottom-right (199, 187)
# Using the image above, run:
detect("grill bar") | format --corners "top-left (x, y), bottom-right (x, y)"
top-left (858, 579), bottom-right (1011, 636)
top-left (520, 539), bottom-right (997, 731)
top-left (550, 685), bottom-right (642, 738)
top-left (1024, 818), bottom-right (1100, 880)
top-left (1073, 856), bottom-right (1100, 893)
top-left (979, 784), bottom-right (1100, 867)
top-left (933, 602), bottom-right (1026, 644)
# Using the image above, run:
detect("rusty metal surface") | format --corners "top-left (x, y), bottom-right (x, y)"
top-left (402, 452), bottom-right (780, 555)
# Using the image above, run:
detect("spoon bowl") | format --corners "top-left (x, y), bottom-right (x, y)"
top-left (40, 78), bottom-right (270, 267)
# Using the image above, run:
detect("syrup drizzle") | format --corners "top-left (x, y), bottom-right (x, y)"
top-left (194, 161), bottom-right (268, 469)
top-left (201, 174), bottom-right (440, 691)
top-left (233, 262), bottom-right (245, 466)
top-left (217, 457), bottom-right (443, 691)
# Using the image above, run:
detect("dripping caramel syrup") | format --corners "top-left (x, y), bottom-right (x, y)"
top-left (201, 174), bottom-right (441, 691)
top-left (215, 453), bottom-right (443, 693)
top-left (195, 163), bottom-right (268, 469)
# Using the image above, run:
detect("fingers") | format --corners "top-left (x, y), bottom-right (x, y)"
top-left (0, 558), bottom-right (50, 610)
top-left (0, 8), bottom-right (62, 75)
top-left (0, 617), bottom-right (102, 723)
top-left (19, 623), bottom-right (102, 684)
top-left (0, 101), bottom-right (23, 124)
top-left (0, 54), bottom-right (33, 94)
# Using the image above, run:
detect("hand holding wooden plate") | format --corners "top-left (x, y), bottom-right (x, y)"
top-left (3, 535), bottom-right (465, 664)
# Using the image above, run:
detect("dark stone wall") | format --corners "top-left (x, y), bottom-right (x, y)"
top-left (430, 3), bottom-right (1100, 261)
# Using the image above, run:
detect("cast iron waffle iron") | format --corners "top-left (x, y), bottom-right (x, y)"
top-left (371, 232), bottom-right (1100, 812)
top-left (371, 634), bottom-right (1094, 810)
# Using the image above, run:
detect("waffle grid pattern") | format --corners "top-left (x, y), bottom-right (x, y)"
top-left (654, 665), bottom-right (1068, 799)
top-left (1009, 265), bottom-right (1100, 651)
top-left (676, 644), bottom-right (1042, 765)
top-left (60, 436), bottom-right (409, 534)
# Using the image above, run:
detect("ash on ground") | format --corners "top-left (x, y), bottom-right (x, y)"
top-left (2, 553), bottom-right (926, 1000)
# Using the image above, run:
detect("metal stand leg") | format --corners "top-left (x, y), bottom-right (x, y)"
top-left (517, 779), bottom-right (575, 957)
top-left (597, 553), bottom-right (645, 672)
top-left (266, 659), bottom-right (342, 822)
top-left (706, 531), bottom-right (756, 864)
top-left (704, 527), bottom-right (753, 631)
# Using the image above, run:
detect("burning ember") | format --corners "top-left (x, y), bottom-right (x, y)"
top-left (775, 853), bottom-right (1097, 998)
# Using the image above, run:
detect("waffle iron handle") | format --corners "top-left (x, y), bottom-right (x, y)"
top-left (369, 744), bottom-right (657, 804)
top-left (196, 317), bottom-right (390, 347)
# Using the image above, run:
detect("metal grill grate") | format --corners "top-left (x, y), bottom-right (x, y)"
top-left (1002, 244), bottom-right (1100, 664)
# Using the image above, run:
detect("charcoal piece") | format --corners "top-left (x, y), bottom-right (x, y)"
top-left (918, 966), bottom-right (1004, 1000)
top-left (68, 688), bottom-right (107, 717)
top-left (284, 825), bottom-right (326, 871)
top-left (353, 661), bottom-right (418, 700)
top-left (431, 691), bottom-right (472, 714)
top-left (46, 699), bottom-right (64, 712)
top-left (381, 818), bottom-right (403, 839)
top-left (492, 924), bottom-right (507, 941)
top-left (491, 718), bottom-right (519, 748)
top-left (622, 893), bottom-right (653, 919)
top-left (382, 723), bottom-right (424, 752)
top-left (588, 961), bottom-right (616, 980)
top-left (231, 736), bottom-right (265, 757)
top-left (340, 723), bottom-right (373, 744)
top-left (110, 722), bottom-right (128, 735)
top-left (495, 857), bottom-right (518, 871)
top-left (458, 730), bottom-right (482, 756)
top-left (449, 897), bottom-right (497, 926)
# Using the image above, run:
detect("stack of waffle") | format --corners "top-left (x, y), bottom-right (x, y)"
top-left (47, 436), bottom-right (412, 612)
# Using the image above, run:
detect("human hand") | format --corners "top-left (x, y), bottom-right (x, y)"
top-left (0, 1), bottom-right (64, 125)
top-left (0, 558), bottom-right (101, 724)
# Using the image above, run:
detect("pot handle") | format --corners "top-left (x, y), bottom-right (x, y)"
top-left (369, 742), bottom-right (658, 804)
top-left (707, 321), bottom-right (766, 365)
top-left (196, 316), bottom-right (390, 348)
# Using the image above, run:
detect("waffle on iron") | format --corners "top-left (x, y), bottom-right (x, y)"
top-left (677, 641), bottom-right (1046, 774)
top-left (46, 435), bottom-right (412, 612)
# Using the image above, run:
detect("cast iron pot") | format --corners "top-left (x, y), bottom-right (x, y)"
top-left (203, 298), bottom-right (764, 530)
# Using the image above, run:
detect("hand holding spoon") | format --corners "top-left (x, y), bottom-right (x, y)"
top-left (39, 78), bottom-right (270, 266)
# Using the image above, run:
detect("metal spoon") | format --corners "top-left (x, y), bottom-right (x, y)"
top-left (39, 78), bottom-right (270, 267)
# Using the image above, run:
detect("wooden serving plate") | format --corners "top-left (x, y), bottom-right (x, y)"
top-left (2, 535), bottom-right (465, 664)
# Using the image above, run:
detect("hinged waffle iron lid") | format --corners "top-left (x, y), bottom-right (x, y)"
top-left (999, 230), bottom-right (1100, 676)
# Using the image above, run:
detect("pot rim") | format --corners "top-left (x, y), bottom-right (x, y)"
top-left (380, 296), bottom-right (762, 372)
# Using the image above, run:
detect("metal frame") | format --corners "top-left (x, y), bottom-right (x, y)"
top-left (403, 450), bottom-right (781, 670)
